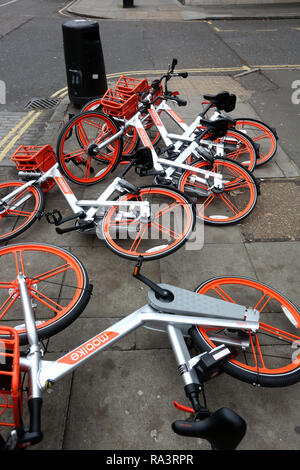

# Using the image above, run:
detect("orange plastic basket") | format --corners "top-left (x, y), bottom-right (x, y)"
top-left (115, 75), bottom-right (149, 96)
top-left (100, 89), bottom-right (139, 119)
top-left (0, 326), bottom-right (22, 428)
top-left (11, 145), bottom-right (57, 173)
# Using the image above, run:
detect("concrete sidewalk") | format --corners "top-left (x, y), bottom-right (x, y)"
top-left (1, 71), bottom-right (299, 450)
top-left (67, 0), bottom-right (300, 21)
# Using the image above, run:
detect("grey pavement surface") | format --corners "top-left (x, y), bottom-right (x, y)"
top-left (1, 0), bottom-right (300, 452)
top-left (68, 0), bottom-right (300, 20)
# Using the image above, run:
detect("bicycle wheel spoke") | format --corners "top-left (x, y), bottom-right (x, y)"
top-left (224, 181), bottom-right (249, 191)
top-left (84, 157), bottom-right (92, 179)
top-left (31, 264), bottom-right (71, 284)
top-left (29, 288), bottom-right (64, 314)
top-left (129, 225), bottom-right (148, 253)
top-left (151, 221), bottom-right (180, 240)
top-left (259, 322), bottom-right (300, 343)
top-left (212, 286), bottom-right (236, 303)
top-left (76, 122), bottom-right (90, 147)
top-left (6, 209), bottom-right (32, 217)
top-left (154, 202), bottom-right (180, 219)
top-left (218, 193), bottom-right (240, 215)
top-left (63, 149), bottom-right (86, 162)
top-left (250, 133), bottom-right (269, 142)
top-left (0, 293), bottom-right (19, 320)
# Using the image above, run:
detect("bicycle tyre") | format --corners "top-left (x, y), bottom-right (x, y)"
top-left (178, 158), bottom-right (258, 225)
top-left (101, 185), bottom-right (195, 261)
top-left (191, 276), bottom-right (300, 387)
top-left (56, 111), bottom-right (123, 185)
top-left (0, 182), bottom-right (44, 243)
top-left (234, 118), bottom-right (278, 167)
top-left (0, 243), bottom-right (92, 345)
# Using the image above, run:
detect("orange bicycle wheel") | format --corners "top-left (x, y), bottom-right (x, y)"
top-left (101, 186), bottom-right (195, 260)
top-left (0, 244), bottom-right (91, 345)
top-left (191, 276), bottom-right (300, 387)
top-left (234, 118), bottom-right (277, 167)
top-left (0, 182), bottom-right (44, 243)
top-left (56, 111), bottom-right (123, 185)
top-left (178, 158), bottom-right (258, 225)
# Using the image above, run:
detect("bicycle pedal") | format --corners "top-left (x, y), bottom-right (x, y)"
top-left (45, 209), bottom-right (62, 225)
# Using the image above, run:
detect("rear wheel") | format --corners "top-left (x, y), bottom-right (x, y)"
top-left (101, 186), bottom-right (195, 260)
top-left (0, 243), bottom-right (91, 345)
top-left (198, 128), bottom-right (257, 172)
top-left (234, 118), bottom-right (277, 167)
top-left (178, 158), bottom-right (258, 225)
top-left (192, 276), bottom-right (300, 387)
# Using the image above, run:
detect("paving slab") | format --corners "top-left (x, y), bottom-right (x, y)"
top-left (245, 241), bottom-right (300, 305)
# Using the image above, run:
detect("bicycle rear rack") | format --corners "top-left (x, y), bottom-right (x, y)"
top-left (0, 327), bottom-right (22, 428)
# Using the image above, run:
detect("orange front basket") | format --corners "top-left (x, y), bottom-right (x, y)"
top-left (11, 145), bottom-right (57, 173)
top-left (115, 75), bottom-right (149, 96)
top-left (0, 326), bottom-right (22, 428)
top-left (101, 89), bottom-right (139, 120)
top-left (11, 145), bottom-right (56, 192)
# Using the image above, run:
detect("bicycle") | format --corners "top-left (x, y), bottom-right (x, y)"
top-left (56, 87), bottom-right (260, 226)
top-left (0, 145), bottom-right (195, 260)
top-left (0, 251), bottom-right (300, 450)
top-left (79, 59), bottom-right (277, 167)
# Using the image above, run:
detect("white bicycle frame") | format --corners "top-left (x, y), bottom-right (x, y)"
top-left (94, 102), bottom-right (225, 190)
top-left (17, 271), bottom-right (260, 401)
top-left (1, 162), bottom-right (151, 225)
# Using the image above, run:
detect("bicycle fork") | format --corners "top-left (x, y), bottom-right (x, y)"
top-left (9, 273), bottom-right (43, 448)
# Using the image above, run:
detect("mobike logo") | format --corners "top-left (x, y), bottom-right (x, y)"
top-left (148, 109), bottom-right (163, 128)
top-left (137, 127), bottom-right (153, 148)
top-left (58, 331), bottom-right (119, 365)
top-left (167, 109), bottom-right (185, 124)
top-left (55, 177), bottom-right (73, 195)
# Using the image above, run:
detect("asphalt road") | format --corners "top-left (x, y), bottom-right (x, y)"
top-left (0, 0), bottom-right (300, 166)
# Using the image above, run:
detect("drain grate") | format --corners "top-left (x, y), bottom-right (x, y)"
top-left (24, 97), bottom-right (60, 111)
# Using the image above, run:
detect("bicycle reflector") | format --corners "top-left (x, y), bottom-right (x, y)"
top-left (0, 327), bottom-right (22, 428)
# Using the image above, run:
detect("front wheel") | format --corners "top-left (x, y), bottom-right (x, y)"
top-left (0, 243), bottom-right (91, 345)
top-left (178, 158), bottom-right (258, 225)
top-left (191, 276), bottom-right (300, 387)
top-left (56, 111), bottom-right (123, 185)
top-left (101, 186), bottom-right (195, 260)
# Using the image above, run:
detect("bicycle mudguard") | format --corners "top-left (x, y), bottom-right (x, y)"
top-left (172, 407), bottom-right (246, 450)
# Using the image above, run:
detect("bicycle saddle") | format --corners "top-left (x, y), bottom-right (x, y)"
top-left (203, 91), bottom-right (236, 113)
top-left (199, 117), bottom-right (230, 138)
top-left (172, 407), bottom-right (246, 450)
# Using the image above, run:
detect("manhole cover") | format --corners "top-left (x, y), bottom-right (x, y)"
top-left (24, 97), bottom-right (60, 111)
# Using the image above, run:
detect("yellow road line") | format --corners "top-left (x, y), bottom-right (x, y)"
top-left (214, 26), bottom-right (236, 32)
top-left (58, 0), bottom-right (76, 18)
top-left (0, 111), bottom-right (41, 162)
top-left (256, 29), bottom-right (278, 32)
